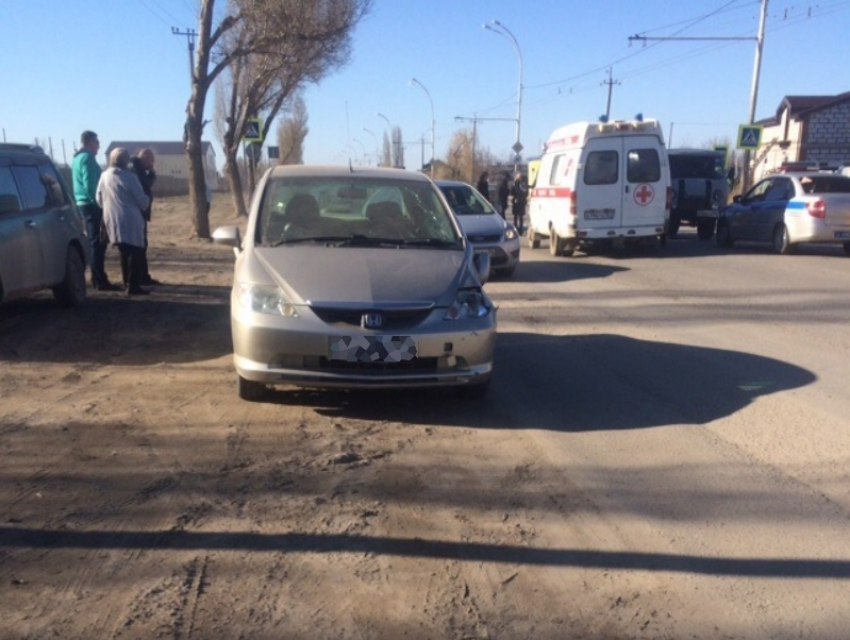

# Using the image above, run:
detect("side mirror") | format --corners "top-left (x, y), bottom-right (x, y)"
top-left (212, 225), bottom-right (242, 251)
top-left (732, 194), bottom-right (743, 204)
top-left (473, 251), bottom-right (491, 285)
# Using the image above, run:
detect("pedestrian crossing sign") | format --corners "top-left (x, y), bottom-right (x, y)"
top-left (243, 117), bottom-right (263, 143)
top-left (737, 124), bottom-right (763, 150)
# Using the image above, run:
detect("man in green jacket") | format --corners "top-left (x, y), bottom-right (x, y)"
top-left (73, 130), bottom-right (118, 290)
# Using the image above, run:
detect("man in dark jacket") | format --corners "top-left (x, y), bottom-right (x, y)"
top-left (510, 172), bottom-right (528, 232)
top-left (130, 148), bottom-right (160, 286)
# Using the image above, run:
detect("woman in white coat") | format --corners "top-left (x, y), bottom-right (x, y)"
top-left (96, 148), bottom-right (151, 295)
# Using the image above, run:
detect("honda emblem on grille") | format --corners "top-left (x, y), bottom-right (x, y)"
top-left (362, 312), bottom-right (384, 329)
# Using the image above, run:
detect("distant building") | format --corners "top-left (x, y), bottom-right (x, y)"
top-left (753, 91), bottom-right (850, 181)
top-left (104, 141), bottom-right (218, 189)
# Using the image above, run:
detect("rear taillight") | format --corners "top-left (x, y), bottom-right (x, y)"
top-left (806, 199), bottom-right (826, 219)
top-left (569, 190), bottom-right (577, 216)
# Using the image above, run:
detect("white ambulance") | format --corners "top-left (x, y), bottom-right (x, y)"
top-left (527, 117), bottom-right (671, 256)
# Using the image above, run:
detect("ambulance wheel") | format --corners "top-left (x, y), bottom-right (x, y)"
top-left (549, 228), bottom-right (561, 256)
top-left (527, 226), bottom-right (540, 249)
top-left (668, 217), bottom-right (680, 237)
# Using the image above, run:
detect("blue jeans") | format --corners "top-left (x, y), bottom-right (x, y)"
top-left (79, 203), bottom-right (109, 286)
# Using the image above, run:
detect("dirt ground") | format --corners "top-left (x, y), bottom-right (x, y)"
top-left (1, 195), bottom-right (738, 639)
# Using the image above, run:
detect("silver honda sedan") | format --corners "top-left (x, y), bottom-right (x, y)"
top-left (213, 166), bottom-right (496, 401)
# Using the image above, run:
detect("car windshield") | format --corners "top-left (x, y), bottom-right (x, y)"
top-left (438, 184), bottom-right (496, 216)
top-left (669, 154), bottom-right (725, 180)
top-left (256, 176), bottom-right (462, 248)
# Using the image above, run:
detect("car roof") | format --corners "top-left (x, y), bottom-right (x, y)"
top-left (667, 148), bottom-right (723, 156)
top-left (773, 171), bottom-right (847, 180)
top-left (434, 180), bottom-right (471, 187)
top-left (266, 165), bottom-right (433, 183)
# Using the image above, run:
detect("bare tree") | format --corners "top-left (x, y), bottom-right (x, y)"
top-left (184, 0), bottom-right (371, 236)
top-left (277, 95), bottom-right (309, 165)
top-left (391, 126), bottom-right (404, 169)
top-left (381, 131), bottom-right (392, 167)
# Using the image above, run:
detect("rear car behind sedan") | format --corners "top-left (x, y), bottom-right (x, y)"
top-left (436, 180), bottom-right (520, 277)
top-left (214, 166), bottom-right (497, 401)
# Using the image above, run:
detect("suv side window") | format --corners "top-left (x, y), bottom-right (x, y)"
top-left (12, 165), bottom-right (51, 211)
top-left (0, 167), bottom-right (22, 214)
top-left (627, 149), bottom-right (661, 183)
top-left (584, 150), bottom-right (618, 185)
top-left (39, 164), bottom-right (67, 207)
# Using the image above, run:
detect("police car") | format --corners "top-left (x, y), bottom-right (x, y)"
top-left (716, 171), bottom-right (850, 254)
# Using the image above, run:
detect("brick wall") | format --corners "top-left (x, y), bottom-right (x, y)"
top-left (804, 101), bottom-right (850, 165)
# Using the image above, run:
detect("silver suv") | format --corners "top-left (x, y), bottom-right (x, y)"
top-left (0, 144), bottom-right (88, 307)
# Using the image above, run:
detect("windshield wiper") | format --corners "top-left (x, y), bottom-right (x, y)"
top-left (268, 235), bottom-right (358, 247)
top-left (399, 238), bottom-right (461, 248)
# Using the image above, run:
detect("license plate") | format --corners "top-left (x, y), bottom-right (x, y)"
top-left (584, 209), bottom-right (615, 220)
top-left (697, 209), bottom-right (719, 218)
top-left (328, 336), bottom-right (418, 363)
top-left (834, 231), bottom-right (850, 239)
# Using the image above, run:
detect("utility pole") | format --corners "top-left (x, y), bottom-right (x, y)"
top-left (171, 27), bottom-right (197, 81)
top-left (601, 67), bottom-right (621, 120)
top-left (628, 0), bottom-right (769, 190)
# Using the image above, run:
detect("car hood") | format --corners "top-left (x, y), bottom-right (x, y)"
top-left (250, 246), bottom-right (471, 307)
top-left (456, 214), bottom-right (505, 238)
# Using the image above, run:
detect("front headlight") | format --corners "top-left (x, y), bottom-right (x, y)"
top-left (238, 283), bottom-right (298, 317)
top-left (504, 225), bottom-right (518, 240)
top-left (444, 289), bottom-right (490, 320)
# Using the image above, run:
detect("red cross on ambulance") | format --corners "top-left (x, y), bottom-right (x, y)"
top-left (634, 183), bottom-right (655, 206)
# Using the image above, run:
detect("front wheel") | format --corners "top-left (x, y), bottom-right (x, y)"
top-left (527, 225), bottom-right (540, 249)
top-left (716, 221), bottom-right (734, 248)
top-left (772, 224), bottom-right (792, 255)
top-left (52, 248), bottom-right (87, 308)
top-left (238, 375), bottom-right (269, 402)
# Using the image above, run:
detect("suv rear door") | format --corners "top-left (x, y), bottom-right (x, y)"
top-left (0, 164), bottom-right (44, 295)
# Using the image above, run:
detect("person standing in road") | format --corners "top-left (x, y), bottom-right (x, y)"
top-left (497, 173), bottom-right (510, 219)
top-left (130, 148), bottom-right (161, 286)
top-left (476, 171), bottom-right (491, 203)
top-left (72, 130), bottom-right (120, 290)
top-left (510, 172), bottom-right (528, 232)
top-left (96, 148), bottom-right (151, 296)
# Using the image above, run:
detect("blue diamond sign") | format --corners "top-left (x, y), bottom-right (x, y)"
top-left (737, 124), bottom-right (763, 150)
top-left (243, 117), bottom-right (263, 143)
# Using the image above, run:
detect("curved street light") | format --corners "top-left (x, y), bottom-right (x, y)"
top-left (410, 78), bottom-right (435, 177)
top-left (362, 127), bottom-right (379, 164)
top-left (483, 19), bottom-right (523, 170)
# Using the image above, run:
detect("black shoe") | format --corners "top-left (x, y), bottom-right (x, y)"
top-left (127, 287), bottom-right (150, 296)
top-left (93, 281), bottom-right (122, 291)
top-left (140, 277), bottom-right (162, 286)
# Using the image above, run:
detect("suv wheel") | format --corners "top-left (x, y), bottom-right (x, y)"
top-left (697, 219), bottom-right (715, 241)
top-left (52, 249), bottom-right (87, 308)
top-left (238, 374), bottom-right (269, 401)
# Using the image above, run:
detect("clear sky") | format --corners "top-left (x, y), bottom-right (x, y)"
top-left (2, 0), bottom-right (848, 171)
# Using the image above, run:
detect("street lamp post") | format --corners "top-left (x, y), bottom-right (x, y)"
top-left (410, 78), bottom-right (435, 178)
top-left (362, 128), bottom-right (379, 165)
top-left (483, 19), bottom-right (523, 172)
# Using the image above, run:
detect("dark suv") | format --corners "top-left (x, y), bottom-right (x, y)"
top-left (668, 149), bottom-right (729, 239)
top-left (0, 144), bottom-right (88, 307)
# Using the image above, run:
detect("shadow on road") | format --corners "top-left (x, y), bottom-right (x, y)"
top-left (301, 332), bottom-right (815, 431)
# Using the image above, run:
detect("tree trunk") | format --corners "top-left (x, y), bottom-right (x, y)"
top-left (224, 146), bottom-right (248, 218)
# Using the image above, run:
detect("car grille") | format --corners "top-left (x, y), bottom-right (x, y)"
top-left (318, 357), bottom-right (439, 372)
top-left (467, 234), bottom-right (502, 243)
top-left (311, 307), bottom-right (432, 331)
